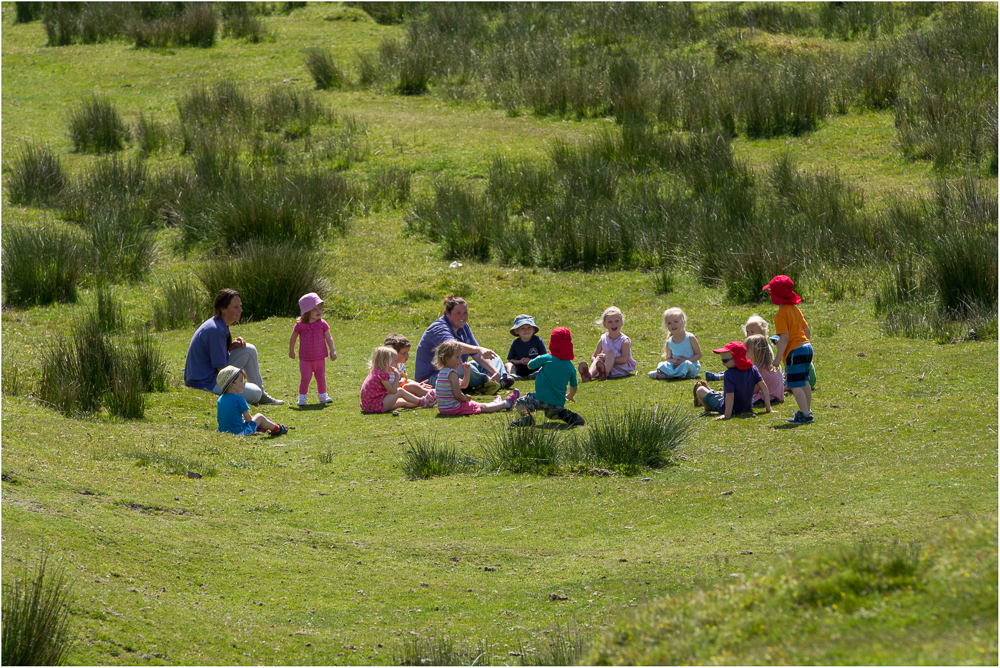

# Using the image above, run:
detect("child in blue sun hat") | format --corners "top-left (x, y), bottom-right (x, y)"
top-left (505, 314), bottom-right (547, 381)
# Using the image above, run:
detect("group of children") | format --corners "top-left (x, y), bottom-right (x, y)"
top-left (215, 276), bottom-right (815, 435)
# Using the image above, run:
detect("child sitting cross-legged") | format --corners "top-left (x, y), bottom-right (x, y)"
top-left (217, 365), bottom-right (291, 436)
top-left (434, 340), bottom-right (519, 416)
top-left (693, 342), bottom-right (772, 421)
top-left (511, 327), bottom-right (585, 428)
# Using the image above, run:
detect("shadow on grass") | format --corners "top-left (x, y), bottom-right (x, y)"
top-left (289, 403), bottom-right (330, 412)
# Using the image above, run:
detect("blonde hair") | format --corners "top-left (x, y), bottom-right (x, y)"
top-left (433, 340), bottom-right (463, 370)
top-left (744, 334), bottom-right (776, 371)
top-left (369, 346), bottom-right (397, 373)
top-left (742, 314), bottom-right (769, 337)
top-left (596, 306), bottom-right (625, 327)
top-left (662, 307), bottom-right (687, 331)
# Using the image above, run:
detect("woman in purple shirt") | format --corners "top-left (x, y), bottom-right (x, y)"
top-left (414, 294), bottom-right (512, 389)
top-left (184, 289), bottom-right (284, 405)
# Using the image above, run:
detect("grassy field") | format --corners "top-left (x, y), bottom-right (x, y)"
top-left (2, 3), bottom-right (997, 665)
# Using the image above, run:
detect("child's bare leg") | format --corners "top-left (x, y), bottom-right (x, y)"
top-left (383, 392), bottom-right (420, 413)
top-left (791, 385), bottom-right (812, 414)
top-left (589, 359), bottom-right (603, 379)
top-left (403, 380), bottom-right (428, 397)
top-left (695, 385), bottom-right (712, 402)
top-left (478, 398), bottom-right (507, 414)
top-left (252, 414), bottom-right (276, 431)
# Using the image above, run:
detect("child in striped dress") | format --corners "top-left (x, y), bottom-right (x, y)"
top-left (433, 340), bottom-right (518, 416)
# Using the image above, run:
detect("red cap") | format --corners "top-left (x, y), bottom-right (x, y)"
top-left (548, 327), bottom-right (574, 361)
top-left (762, 275), bottom-right (801, 305)
top-left (712, 341), bottom-right (753, 370)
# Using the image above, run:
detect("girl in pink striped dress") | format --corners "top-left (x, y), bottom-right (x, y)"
top-left (433, 341), bottom-right (518, 416)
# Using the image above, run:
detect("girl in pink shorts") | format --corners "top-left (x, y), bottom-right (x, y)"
top-left (432, 340), bottom-right (518, 416)
top-left (290, 292), bottom-right (336, 406)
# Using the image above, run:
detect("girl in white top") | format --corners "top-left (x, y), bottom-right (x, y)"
top-left (579, 306), bottom-right (636, 382)
top-left (649, 307), bottom-right (702, 380)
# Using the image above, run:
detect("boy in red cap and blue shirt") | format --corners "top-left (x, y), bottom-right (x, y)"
top-left (763, 275), bottom-right (814, 424)
top-left (693, 342), bottom-right (772, 420)
top-left (511, 327), bottom-right (585, 427)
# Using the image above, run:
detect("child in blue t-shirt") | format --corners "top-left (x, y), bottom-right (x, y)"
top-left (511, 327), bottom-right (584, 427)
top-left (693, 342), bottom-right (772, 420)
top-left (505, 314), bottom-right (547, 380)
top-left (216, 365), bottom-right (291, 436)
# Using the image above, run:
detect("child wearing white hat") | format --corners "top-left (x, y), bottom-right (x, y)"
top-left (505, 314), bottom-right (547, 381)
top-left (216, 365), bottom-right (291, 436)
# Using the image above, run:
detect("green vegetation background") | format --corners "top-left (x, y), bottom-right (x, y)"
top-left (2, 3), bottom-right (996, 665)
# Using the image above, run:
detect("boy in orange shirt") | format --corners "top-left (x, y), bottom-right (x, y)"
top-left (763, 275), bottom-right (814, 424)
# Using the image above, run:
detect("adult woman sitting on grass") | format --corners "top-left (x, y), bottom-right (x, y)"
top-left (184, 288), bottom-right (284, 405)
top-left (414, 294), bottom-right (512, 391)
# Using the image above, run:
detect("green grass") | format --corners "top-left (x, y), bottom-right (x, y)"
top-left (2, 4), bottom-right (997, 665)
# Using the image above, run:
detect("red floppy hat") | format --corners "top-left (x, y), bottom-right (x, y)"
top-left (549, 327), bottom-right (575, 361)
top-left (762, 275), bottom-right (801, 305)
top-left (712, 341), bottom-right (753, 370)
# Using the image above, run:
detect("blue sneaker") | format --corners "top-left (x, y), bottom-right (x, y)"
top-left (786, 411), bottom-right (814, 424)
top-left (705, 371), bottom-right (722, 381)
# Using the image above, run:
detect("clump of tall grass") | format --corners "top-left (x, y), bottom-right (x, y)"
top-left (134, 113), bottom-right (170, 156)
top-left (1, 347), bottom-right (26, 398)
top-left (93, 286), bottom-right (125, 334)
top-left (366, 166), bottom-right (412, 211)
top-left (257, 88), bottom-right (325, 139)
top-left (579, 404), bottom-right (692, 476)
top-left (152, 278), bottom-right (209, 332)
top-left (196, 241), bottom-right (332, 321)
top-left (926, 229), bottom-right (998, 316)
top-left (480, 423), bottom-right (566, 475)
top-left (65, 155), bottom-right (154, 226)
top-left (38, 312), bottom-right (167, 417)
top-left (42, 2), bottom-right (130, 45)
top-left (1, 554), bottom-right (75, 667)
top-left (221, 3), bottom-right (271, 43)
top-left (393, 632), bottom-right (495, 666)
top-left (14, 2), bottom-right (42, 24)
top-left (128, 3), bottom-right (218, 48)
top-left (347, 2), bottom-right (412, 25)
top-left (401, 435), bottom-right (476, 480)
top-left (1, 225), bottom-right (86, 307)
top-left (67, 96), bottom-right (130, 154)
top-left (178, 80), bottom-right (254, 133)
top-left (305, 48), bottom-right (345, 91)
top-left (80, 208), bottom-right (157, 283)
top-left (737, 56), bottom-right (830, 139)
top-left (5, 144), bottom-right (66, 207)
top-left (854, 40), bottom-right (904, 110)
top-left (409, 181), bottom-right (504, 261)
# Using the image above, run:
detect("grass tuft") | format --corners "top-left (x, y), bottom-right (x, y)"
top-left (1, 225), bottom-right (86, 307)
top-left (152, 278), bottom-right (209, 332)
top-left (305, 48), bottom-right (345, 90)
top-left (67, 96), bottom-right (130, 154)
top-left (580, 404), bottom-right (692, 475)
top-left (480, 422), bottom-right (565, 475)
top-left (5, 144), bottom-right (66, 207)
top-left (401, 435), bottom-right (475, 480)
top-left (1, 554), bottom-right (75, 667)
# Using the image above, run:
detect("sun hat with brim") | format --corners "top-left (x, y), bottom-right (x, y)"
top-left (509, 314), bottom-right (539, 336)
top-left (712, 342), bottom-right (754, 370)
top-left (217, 362), bottom-right (247, 394)
top-left (298, 292), bottom-right (324, 316)
top-left (762, 275), bottom-right (801, 305)
top-left (549, 327), bottom-right (574, 361)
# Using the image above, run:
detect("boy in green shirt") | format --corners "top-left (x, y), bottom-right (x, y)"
top-left (511, 327), bottom-right (585, 427)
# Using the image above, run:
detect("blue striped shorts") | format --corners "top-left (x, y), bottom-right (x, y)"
top-left (785, 343), bottom-right (813, 389)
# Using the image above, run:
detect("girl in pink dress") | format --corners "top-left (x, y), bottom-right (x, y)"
top-left (360, 346), bottom-right (436, 414)
top-left (579, 306), bottom-right (637, 382)
top-left (289, 292), bottom-right (336, 406)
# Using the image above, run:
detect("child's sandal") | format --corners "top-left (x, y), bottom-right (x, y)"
top-left (270, 424), bottom-right (289, 436)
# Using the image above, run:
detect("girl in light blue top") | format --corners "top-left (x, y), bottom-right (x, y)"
top-left (649, 307), bottom-right (702, 380)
